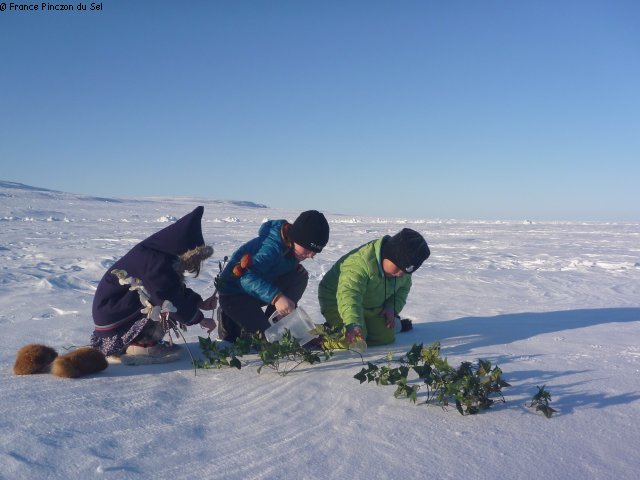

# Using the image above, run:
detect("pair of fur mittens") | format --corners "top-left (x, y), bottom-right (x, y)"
top-left (13, 344), bottom-right (108, 378)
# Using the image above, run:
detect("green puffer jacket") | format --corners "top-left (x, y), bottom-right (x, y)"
top-left (318, 236), bottom-right (411, 330)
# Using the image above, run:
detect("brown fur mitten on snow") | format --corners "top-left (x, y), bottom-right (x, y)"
top-left (51, 347), bottom-right (108, 378)
top-left (13, 344), bottom-right (59, 375)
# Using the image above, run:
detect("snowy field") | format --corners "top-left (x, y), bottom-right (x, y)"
top-left (1, 180), bottom-right (639, 480)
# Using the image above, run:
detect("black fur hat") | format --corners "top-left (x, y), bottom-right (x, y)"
top-left (382, 228), bottom-right (430, 273)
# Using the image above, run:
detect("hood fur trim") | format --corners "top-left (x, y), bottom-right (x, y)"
top-left (175, 244), bottom-right (214, 275)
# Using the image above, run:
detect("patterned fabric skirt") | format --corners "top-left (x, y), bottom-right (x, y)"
top-left (90, 317), bottom-right (151, 357)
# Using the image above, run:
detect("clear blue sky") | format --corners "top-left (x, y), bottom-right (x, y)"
top-left (1, 1), bottom-right (639, 220)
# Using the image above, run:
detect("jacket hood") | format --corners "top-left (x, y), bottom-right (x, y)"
top-left (375, 236), bottom-right (389, 276)
top-left (258, 219), bottom-right (286, 243)
top-left (141, 206), bottom-right (205, 256)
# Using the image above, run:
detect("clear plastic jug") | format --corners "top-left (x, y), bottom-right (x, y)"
top-left (264, 307), bottom-right (317, 346)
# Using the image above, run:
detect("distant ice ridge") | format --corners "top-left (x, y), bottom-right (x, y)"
top-left (0, 179), bottom-right (121, 203)
top-left (0, 180), bottom-right (267, 210)
top-left (141, 196), bottom-right (268, 209)
top-left (332, 217), bottom-right (434, 225)
top-left (156, 215), bottom-right (178, 223)
top-left (1, 216), bottom-right (71, 222)
top-left (332, 217), bottom-right (363, 224)
top-left (0, 180), bottom-right (61, 193)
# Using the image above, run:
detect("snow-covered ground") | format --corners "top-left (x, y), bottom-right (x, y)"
top-left (1, 180), bottom-right (639, 479)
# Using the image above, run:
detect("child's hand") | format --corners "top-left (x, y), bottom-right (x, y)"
top-left (381, 306), bottom-right (395, 329)
top-left (199, 316), bottom-right (216, 334)
top-left (345, 324), bottom-right (364, 344)
top-left (200, 295), bottom-right (218, 311)
top-left (274, 295), bottom-right (296, 317)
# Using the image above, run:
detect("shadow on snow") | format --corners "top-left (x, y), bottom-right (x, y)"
top-left (399, 307), bottom-right (640, 356)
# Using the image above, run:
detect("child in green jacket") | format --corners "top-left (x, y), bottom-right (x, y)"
top-left (318, 228), bottom-right (430, 346)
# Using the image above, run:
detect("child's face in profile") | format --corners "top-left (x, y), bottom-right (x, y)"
top-left (382, 259), bottom-right (406, 278)
top-left (293, 243), bottom-right (316, 262)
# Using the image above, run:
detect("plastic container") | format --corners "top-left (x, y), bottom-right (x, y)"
top-left (264, 307), bottom-right (317, 346)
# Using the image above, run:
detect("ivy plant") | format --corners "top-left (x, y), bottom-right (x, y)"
top-left (255, 330), bottom-right (324, 375)
top-left (194, 335), bottom-right (251, 370)
top-left (195, 327), bottom-right (338, 376)
top-left (529, 385), bottom-right (557, 418)
top-left (355, 342), bottom-right (511, 415)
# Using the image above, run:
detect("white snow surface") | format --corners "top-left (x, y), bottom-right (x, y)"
top-left (1, 181), bottom-right (640, 480)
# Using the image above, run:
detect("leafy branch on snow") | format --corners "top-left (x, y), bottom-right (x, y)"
top-left (197, 330), bottom-right (557, 418)
top-left (195, 325), bottom-right (341, 376)
top-left (354, 342), bottom-right (511, 415)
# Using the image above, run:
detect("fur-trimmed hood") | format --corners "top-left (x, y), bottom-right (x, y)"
top-left (174, 244), bottom-right (214, 276)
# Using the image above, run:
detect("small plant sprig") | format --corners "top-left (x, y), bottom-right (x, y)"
top-left (212, 256), bottom-right (228, 301)
top-left (256, 330), bottom-right (323, 376)
top-left (196, 327), bottom-right (338, 376)
top-left (308, 323), bottom-right (366, 362)
top-left (194, 335), bottom-right (253, 370)
top-left (444, 359), bottom-right (510, 415)
top-left (529, 385), bottom-right (557, 418)
top-left (354, 342), bottom-right (511, 415)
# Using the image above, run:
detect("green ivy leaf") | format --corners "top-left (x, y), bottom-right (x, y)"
top-left (477, 359), bottom-right (491, 376)
top-left (354, 369), bottom-right (368, 384)
top-left (229, 356), bottom-right (242, 370)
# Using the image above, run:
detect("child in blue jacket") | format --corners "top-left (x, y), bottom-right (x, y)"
top-left (216, 210), bottom-right (329, 342)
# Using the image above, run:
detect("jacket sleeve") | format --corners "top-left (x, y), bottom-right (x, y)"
top-left (238, 241), bottom-right (283, 304)
top-left (143, 250), bottom-right (204, 326)
top-left (335, 252), bottom-right (370, 327)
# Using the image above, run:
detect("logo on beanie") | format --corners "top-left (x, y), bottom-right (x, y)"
top-left (405, 265), bottom-right (415, 273)
top-left (309, 242), bottom-right (324, 250)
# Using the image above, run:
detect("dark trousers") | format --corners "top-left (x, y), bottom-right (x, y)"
top-left (218, 266), bottom-right (309, 341)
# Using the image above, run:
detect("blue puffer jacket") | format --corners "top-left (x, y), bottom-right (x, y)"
top-left (217, 220), bottom-right (297, 304)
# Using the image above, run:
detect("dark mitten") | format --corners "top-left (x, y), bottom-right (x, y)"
top-left (400, 319), bottom-right (413, 332)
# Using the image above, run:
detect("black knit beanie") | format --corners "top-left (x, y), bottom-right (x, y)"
top-left (382, 228), bottom-right (430, 273)
top-left (289, 210), bottom-right (330, 253)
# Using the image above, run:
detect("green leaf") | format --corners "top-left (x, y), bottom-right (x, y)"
top-left (229, 356), bottom-right (242, 370)
top-left (477, 359), bottom-right (491, 376)
top-left (405, 343), bottom-right (424, 366)
top-left (354, 369), bottom-right (368, 384)
top-left (537, 405), bottom-right (557, 418)
top-left (413, 364), bottom-right (432, 379)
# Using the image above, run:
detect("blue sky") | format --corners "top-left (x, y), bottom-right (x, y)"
top-left (1, 1), bottom-right (639, 220)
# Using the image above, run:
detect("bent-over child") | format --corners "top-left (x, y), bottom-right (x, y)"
top-left (318, 228), bottom-right (430, 347)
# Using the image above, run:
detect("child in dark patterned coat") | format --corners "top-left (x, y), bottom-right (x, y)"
top-left (91, 206), bottom-right (217, 359)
